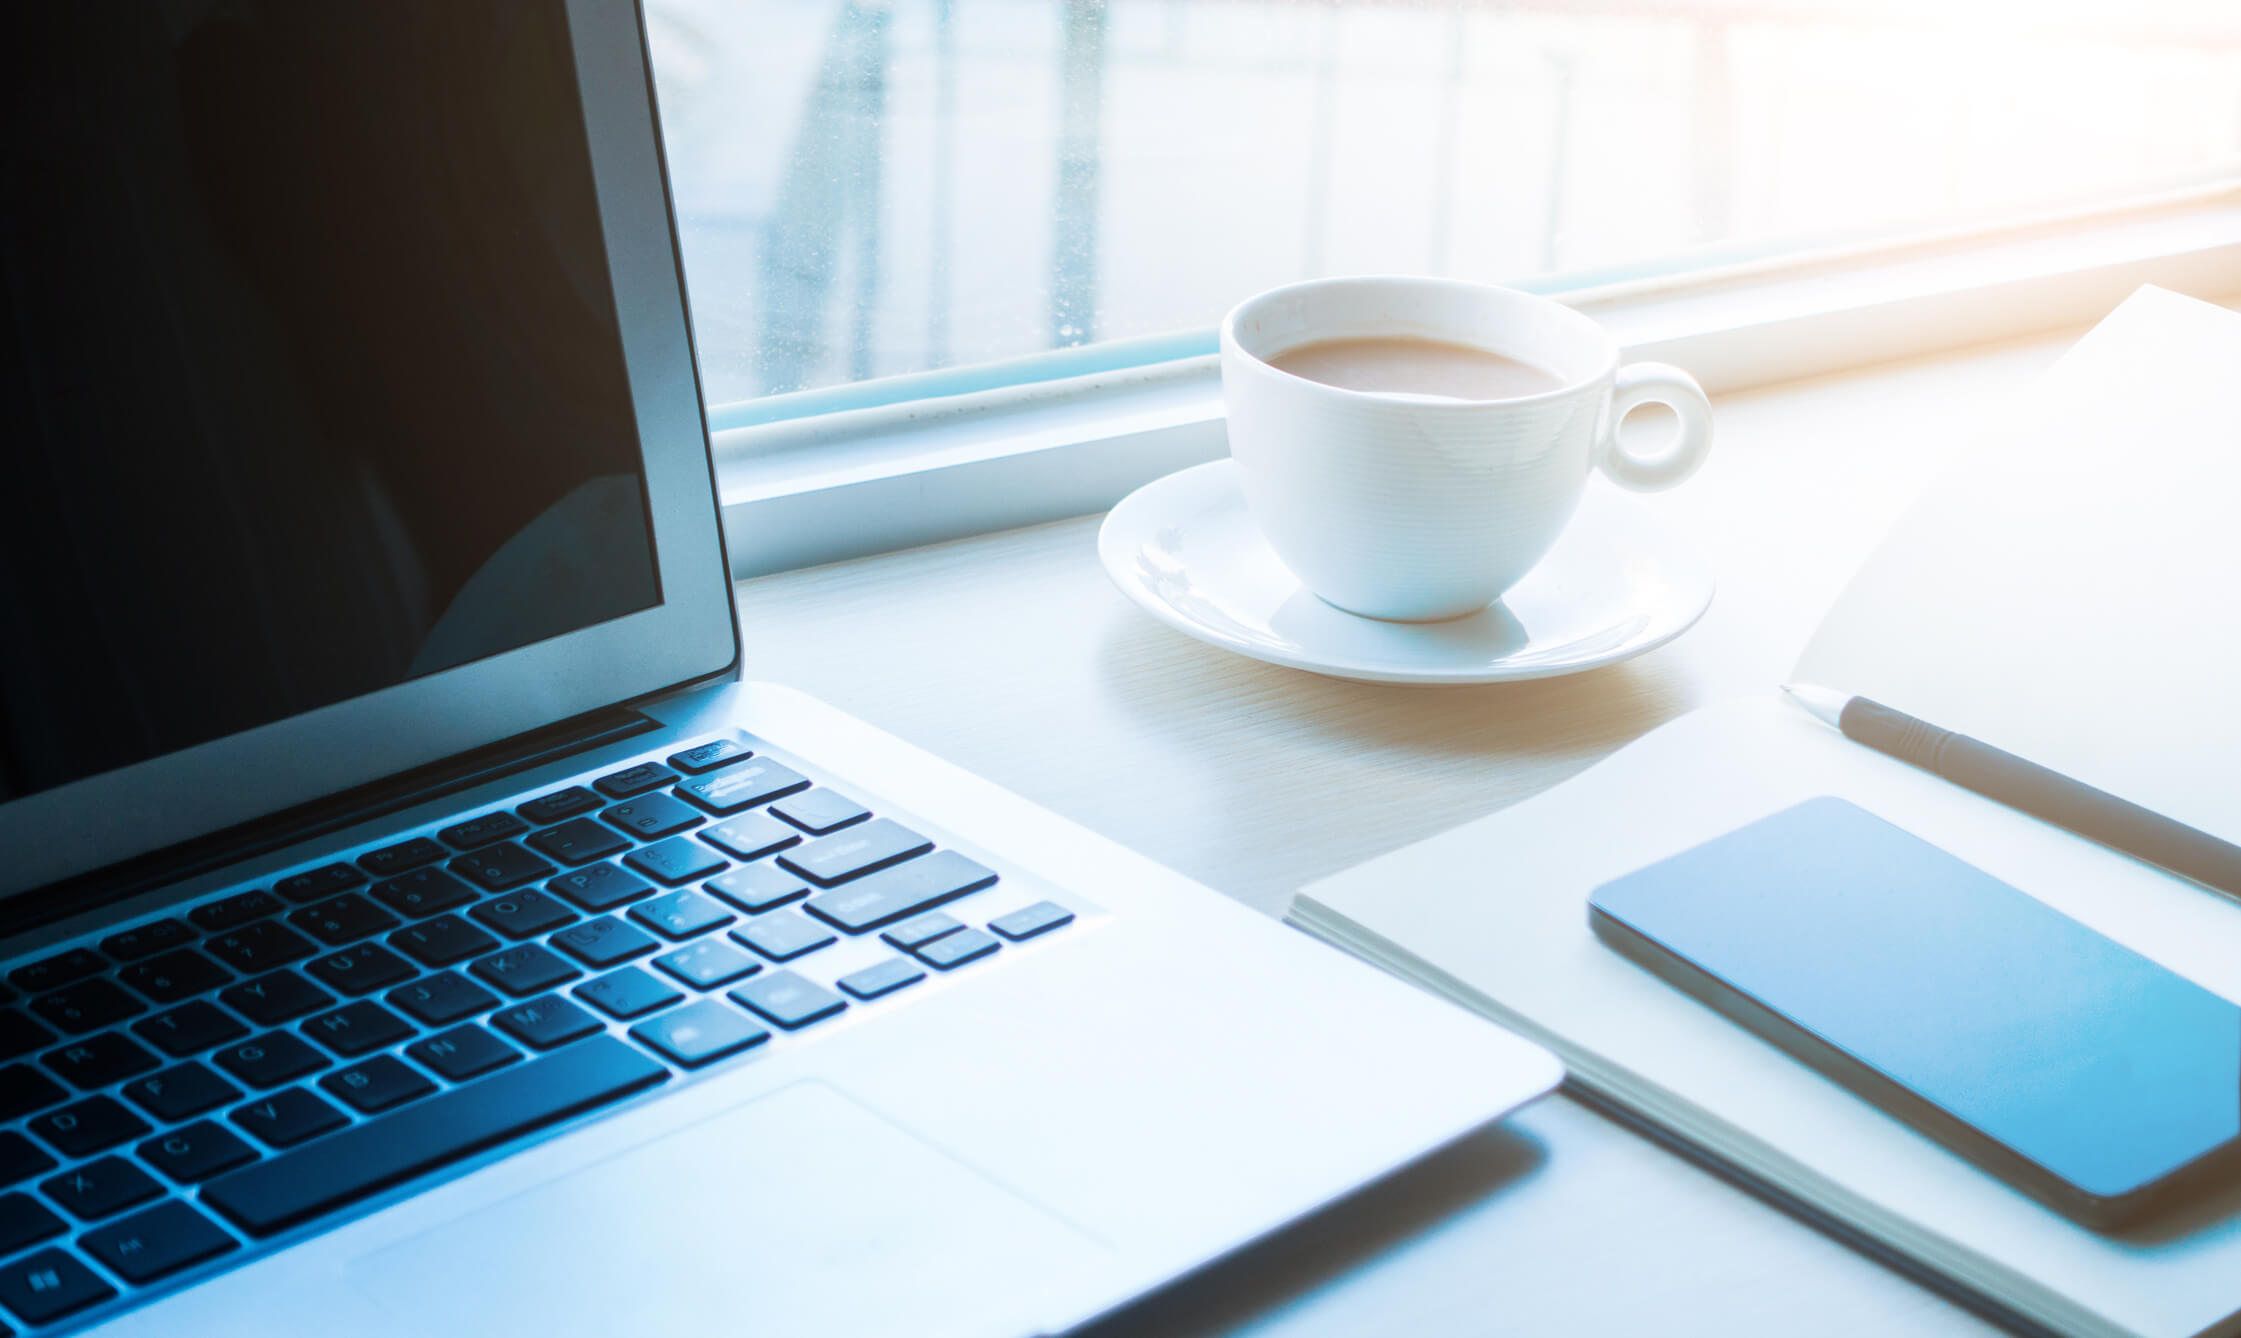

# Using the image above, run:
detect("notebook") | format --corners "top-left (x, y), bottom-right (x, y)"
top-left (1290, 286), bottom-right (2241, 1338)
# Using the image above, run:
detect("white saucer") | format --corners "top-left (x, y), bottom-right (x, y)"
top-left (1097, 460), bottom-right (1714, 684)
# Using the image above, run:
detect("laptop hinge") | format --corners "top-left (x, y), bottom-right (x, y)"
top-left (2, 706), bottom-right (660, 943)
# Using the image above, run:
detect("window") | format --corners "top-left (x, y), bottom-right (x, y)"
top-left (648, 0), bottom-right (2241, 421)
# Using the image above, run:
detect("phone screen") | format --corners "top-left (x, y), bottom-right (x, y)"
top-left (1589, 797), bottom-right (2241, 1223)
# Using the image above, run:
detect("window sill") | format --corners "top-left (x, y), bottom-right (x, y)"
top-left (715, 181), bottom-right (2241, 579)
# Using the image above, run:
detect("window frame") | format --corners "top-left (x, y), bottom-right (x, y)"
top-left (715, 180), bottom-right (2241, 579)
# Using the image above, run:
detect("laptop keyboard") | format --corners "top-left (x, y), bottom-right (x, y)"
top-left (0, 736), bottom-right (1078, 1331)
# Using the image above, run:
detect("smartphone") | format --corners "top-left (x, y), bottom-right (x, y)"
top-left (1589, 796), bottom-right (2241, 1228)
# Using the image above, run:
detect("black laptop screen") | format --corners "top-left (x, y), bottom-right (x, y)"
top-left (0, 3), bottom-right (663, 802)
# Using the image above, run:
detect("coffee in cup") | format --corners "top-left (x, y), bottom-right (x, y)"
top-left (1220, 276), bottom-right (1712, 622)
top-left (1264, 335), bottom-right (1567, 402)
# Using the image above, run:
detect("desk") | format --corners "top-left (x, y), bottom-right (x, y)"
top-left (733, 333), bottom-right (2074, 1335)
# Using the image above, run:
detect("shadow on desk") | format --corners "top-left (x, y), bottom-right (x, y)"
top-left (1074, 1121), bottom-right (1549, 1338)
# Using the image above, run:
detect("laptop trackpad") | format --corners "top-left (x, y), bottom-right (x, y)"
top-left (350, 1080), bottom-right (1105, 1338)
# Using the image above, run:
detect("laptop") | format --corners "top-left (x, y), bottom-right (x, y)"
top-left (0, 3), bottom-right (1561, 1335)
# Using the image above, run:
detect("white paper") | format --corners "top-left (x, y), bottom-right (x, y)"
top-left (1795, 286), bottom-right (2241, 845)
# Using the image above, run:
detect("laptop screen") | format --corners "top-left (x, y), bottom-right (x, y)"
top-left (1, 3), bottom-right (662, 803)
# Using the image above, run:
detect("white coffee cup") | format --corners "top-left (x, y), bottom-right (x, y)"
top-left (1220, 275), bottom-right (1713, 622)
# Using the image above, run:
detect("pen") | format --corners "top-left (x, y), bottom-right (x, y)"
top-left (1781, 683), bottom-right (2241, 900)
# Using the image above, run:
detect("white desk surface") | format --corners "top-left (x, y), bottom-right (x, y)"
top-left (734, 333), bottom-right (2079, 1336)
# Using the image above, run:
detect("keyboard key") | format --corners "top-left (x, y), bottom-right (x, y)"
top-left (594, 761), bottom-right (679, 798)
top-left (730, 972), bottom-right (847, 1030)
top-left (623, 837), bottom-right (728, 887)
top-left (881, 911), bottom-right (965, 951)
top-left (651, 940), bottom-right (759, 991)
top-left (386, 972), bottom-right (499, 1028)
top-left (599, 794), bottom-right (702, 840)
top-left (989, 900), bottom-right (1077, 942)
top-left (0, 1134), bottom-right (55, 1189)
top-left (699, 811), bottom-right (802, 862)
top-left (0, 1066), bottom-right (65, 1121)
top-left (0, 1193), bottom-right (63, 1255)
top-left (189, 888), bottom-right (286, 933)
top-left (359, 836), bottom-right (448, 878)
top-left (305, 943), bottom-right (417, 996)
top-left (547, 862), bottom-right (656, 913)
top-left (135, 997), bottom-right (252, 1057)
top-left (320, 1055), bottom-right (436, 1114)
top-left (79, 1200), bottom-right (238, 1284)
top-left (674, 758), bottom-right (810, 815)
top-left (837, 958), bottom-right (925, 1001)
top-left (916, 927), bottom-right (1001, 971)
top-left (205, 920), bottom-right (317, 973)
top-left (98, 918), bottom-right (195, 963)
top-left (42, 1032), bottom-right (159, 1089)
top-left (802, 850), bottom-right (1000, 934)
top-left (128, 1059), bottom-right (246, 1123)
top-left (731, 911), bottom-right (836, 963)
top-left (405, 1025), bottom-right (519, 1083)
top-left (287, 893), bottom-right (403, 947)
top-left (449, 843), bottom-right (558, 892)
top-left (525, 817), bottom-right (630, 867)
top-left (779, 819), bottom-right (935, 888)
top-left (30, 978), bottom-right (146, 1034)
top-left (629, 999), bottom-right (769, 1068)
top-left (29, 1096), bottom-right (149, 1158)
top-left (438, 810), bottom-right (528, 851)
top-left (469, 944), bottom-right (579, 998)
top-left (274, 863), bottom-right (368, 904)
top-left (8, 948), bottom-right (106, 995)
top-left (212, 1032), bottom-right (329, 1089)
top-left (518, 786), bottom-right (602, 825)
top-left (41, 1156), bottom-right (161, 1221)
top-left (0, 1247), bottom-right (115, 1325)
top-left (628, 890), bottom-right (734, 941)
top-left (770, 788), bottom-right (873, 835)
top-left (232, 1087), bottom-right (348, 1148)
top-left (388, 914), bottom-right (499, 968)
top-left (705, 864), bottom-right (810, 914)
top-left (203, 1037), bottom-right (667, 1236)
top-left (575, 968), bottom-right (683, 1020)
top-left (218, 970), bottom-right (333, 1027)
top-left (137, 1120), bottom-right (258, 1184)
top-left (469, 889), bottom-right (578, 940)
top-left (0, 1011), bottom-right (55, 1061)
top-left (121, 1063), bottom-right (240, 1123)
top-left (491, 997), bottom-right (601, 1051)
top-left (668, 738), bottom-right (753, 774)
top-left (301, 1002), bottom-right (414, 1058)
top-left (370, 868), bottom-right (479, 919)
top-left (116, 948), bottom-right (232, 1005)
top-left (550, 917), bottom-right (660, 969)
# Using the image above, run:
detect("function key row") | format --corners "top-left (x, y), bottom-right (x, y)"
top-left (435, 811), bottom-right (526, 852)
top-left (358, 836), bottom-right (446, 878)
top-left (272, 863), bottom-right (365, 906)
top-left (673, 759), bottom-right (809, 816)
top-left (63, 738), bottom-right (756, 980)
top-left (29, 740), bottom-right (759, 986)
top-left (515, 785), bottom-right (601, 827)
top-left (665, 738), bottom-right (752, 775)
top-left (96, 920), bottom-right (195, 965)
top-left (593, 762), bottom-right (678, 800)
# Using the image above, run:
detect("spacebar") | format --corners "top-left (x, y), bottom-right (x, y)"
top-left (202, 1036), bottom-right (669, 1237)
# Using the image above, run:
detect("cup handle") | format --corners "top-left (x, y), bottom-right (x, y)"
top-left (1593, 362), bottom-right (1713, 492)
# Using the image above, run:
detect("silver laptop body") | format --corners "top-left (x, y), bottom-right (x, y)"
top-left (0, 4), bottom-right (1559, 1335)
